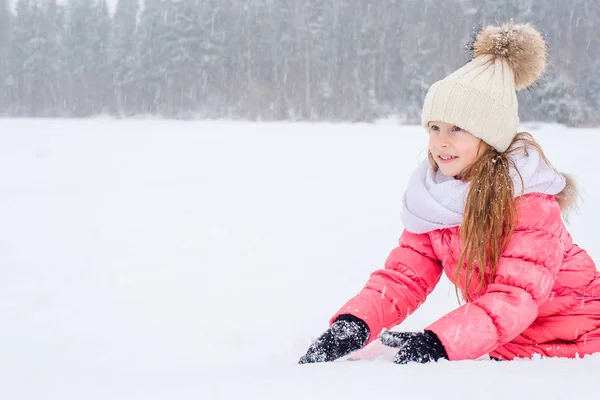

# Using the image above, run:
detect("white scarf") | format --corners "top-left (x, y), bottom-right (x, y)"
top-left (401, 147), bottom-right (566, 234)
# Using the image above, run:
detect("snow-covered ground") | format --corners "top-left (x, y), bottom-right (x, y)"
top-left (1, 119), bottom-right (599, 399)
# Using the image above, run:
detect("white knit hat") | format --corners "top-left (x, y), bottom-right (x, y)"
top-left (421, 22), bottom-right (548, 152)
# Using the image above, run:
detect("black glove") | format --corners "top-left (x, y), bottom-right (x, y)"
top-left (379, 330), bottom-right (448, 364)
top-left (298, 315), bottom-right (370, 364)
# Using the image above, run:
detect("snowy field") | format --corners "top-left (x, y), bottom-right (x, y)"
top-left (1, 119), bottom-right (599, 399)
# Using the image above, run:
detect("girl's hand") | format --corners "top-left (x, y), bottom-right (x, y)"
top-left (379, 330), bottom-right (448, 364)
top-left (298, 315), bottom-right (369, 364)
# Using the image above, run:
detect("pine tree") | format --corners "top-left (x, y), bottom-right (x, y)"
top-left (157, 0), bottom-right (211, 116)
top-left (90, 0), bottom-right (111, 115)
top-left (223, 0), bottom-right (282, 119)
top-left (265, 0), bottom-right (319, 119)
top-left (34, 0), bottom-right (67, 116)
top-left (137, 0), bottom-right (171, 115)
top-left (111, 0), bottom-right (139, 116)
top-left (0, 0), bottom-right (10, 113)
top-left (264, 0), bottom-right (298, 119)
top-left (9, 0), bottom-right (46, 115)
top-left (65, 0), bottom-right (110, 116)
top-left (9, 0), bottom-right (67, 116)
top-left (43, 0), bottom-right (67, 116)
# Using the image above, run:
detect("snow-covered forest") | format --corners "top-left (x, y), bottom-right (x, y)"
top-left (0, 0), bottom-right (598, 124)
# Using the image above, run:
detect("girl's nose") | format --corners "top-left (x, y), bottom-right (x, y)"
top-left (433, 135), bottom-right (450, 148)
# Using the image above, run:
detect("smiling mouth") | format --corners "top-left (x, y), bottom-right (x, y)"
top-left (438, 155), bottom-right (458, 161)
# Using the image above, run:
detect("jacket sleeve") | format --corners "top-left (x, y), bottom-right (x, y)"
top-left (426, 194), bottom-right (565, 360)
top-left (331, 229), bottom-right (443, 345)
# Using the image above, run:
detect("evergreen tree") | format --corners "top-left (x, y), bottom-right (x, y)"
top-left (91, 0), bottom-right (111, 115)
top-left (39, 0), bottom-right (66, 116)
top-left (9, 0), bottom-right (46, 115)
top-left (158, 0), bottom-right (212, 116)
top-left (0, 0), bottom-right (10, 113)
top-left (137, 0), bottom-right (172, 115)
top-left (65, 0), bottom-right (110, 116)
top-left (111, 0), bottom-right (139, 116)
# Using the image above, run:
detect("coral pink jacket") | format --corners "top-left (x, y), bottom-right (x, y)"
top-left (331, 193), bottom-right (600, 360)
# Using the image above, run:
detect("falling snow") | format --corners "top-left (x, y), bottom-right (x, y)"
top-left (0, 0), bottom-right (598, 124)
top-left (0, 119), bottom-right (599, 398)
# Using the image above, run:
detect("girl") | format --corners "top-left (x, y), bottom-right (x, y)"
top-left (299, 22), bottom-right (600, 364)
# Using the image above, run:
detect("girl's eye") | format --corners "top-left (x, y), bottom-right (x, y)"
top-left (430, 125), bottom-right (440, 131)
top-left (452, 126), bottom-right (463, 131)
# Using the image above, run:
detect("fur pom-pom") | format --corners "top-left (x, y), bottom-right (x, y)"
top-left (472, 22), bottom-right (547, 90)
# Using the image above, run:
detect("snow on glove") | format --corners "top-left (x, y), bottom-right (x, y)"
top-left (379, 330), bottom-right (448, 364)
top-left (298, 315), bottom-right (370, 364)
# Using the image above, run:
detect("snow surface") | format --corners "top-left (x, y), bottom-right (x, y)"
top-left (1, 118), bottom-right (599, 399)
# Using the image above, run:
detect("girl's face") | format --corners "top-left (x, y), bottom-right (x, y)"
top-left (428, 121), bottom-right (483, 178)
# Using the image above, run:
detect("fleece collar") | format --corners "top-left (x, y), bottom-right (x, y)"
top-left (401, 147), bottom-right (566, 234)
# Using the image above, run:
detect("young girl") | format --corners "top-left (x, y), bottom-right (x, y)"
top-left (299, 22), bottom-right (600, 364)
